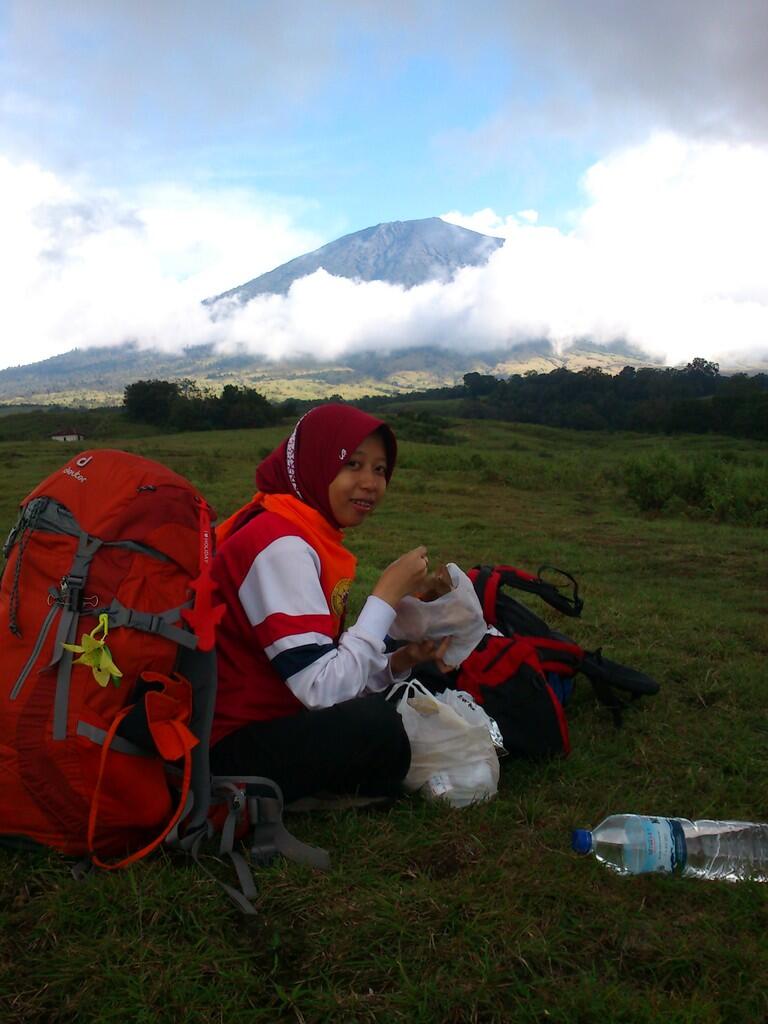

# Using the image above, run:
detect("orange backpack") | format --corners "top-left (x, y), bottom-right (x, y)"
top-left (0, 448), bottom-right (330, 908)
top-left (0, 449), bottom-right (224, 867)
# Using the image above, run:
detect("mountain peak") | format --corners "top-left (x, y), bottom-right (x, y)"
top-left (207, 216), bottom-right (504, 306)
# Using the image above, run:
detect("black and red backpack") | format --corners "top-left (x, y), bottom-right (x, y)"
top-left (415, 564), bottom-right (660, 759)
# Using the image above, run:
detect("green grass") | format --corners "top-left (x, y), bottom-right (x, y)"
top-left (1, 420), bottom-right (767, 1022)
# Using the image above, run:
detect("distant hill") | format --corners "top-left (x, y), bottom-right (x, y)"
top-left (207, 217), bottom-right (504, 306)
top-left (0, 341), bottom-right (661, 408)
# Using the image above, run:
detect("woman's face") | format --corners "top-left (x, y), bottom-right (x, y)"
top-left (328, 432), bottom-right (388, 528)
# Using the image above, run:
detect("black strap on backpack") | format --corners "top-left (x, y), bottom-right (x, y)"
top-left (580, 648), bottom-right (661, 725)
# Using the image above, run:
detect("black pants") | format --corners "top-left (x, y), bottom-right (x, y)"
top-left (209, 695), bottom-right (411, 803)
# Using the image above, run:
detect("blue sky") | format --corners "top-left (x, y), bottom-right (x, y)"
top-left (1, 3), bottom-right (595, 229)
top-left (1, 1), bottom-right (767, 369)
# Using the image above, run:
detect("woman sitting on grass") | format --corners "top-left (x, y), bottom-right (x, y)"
top-left (209, 403), bottom-right (444, 804)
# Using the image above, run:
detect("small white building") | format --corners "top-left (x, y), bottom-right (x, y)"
top-left (51, 428), bottom-right (85, 442)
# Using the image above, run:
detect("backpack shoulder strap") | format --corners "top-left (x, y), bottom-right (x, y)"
top-left (169, 776), bottom-right (331, 916)
top-left (467, 566), bottom-right (500, 624)
top-left (470, 564), bottom-right (584, 619)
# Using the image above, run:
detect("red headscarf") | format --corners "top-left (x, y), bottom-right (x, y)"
top-left (256, 404), bottom-right (397, 527)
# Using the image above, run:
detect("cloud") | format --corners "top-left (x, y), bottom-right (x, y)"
top-left (442, 136), bottom-right (768, 364)
top-left (4, 0), bottom-right (767, 182)
top-left (0, 155), bottom-right (321, 365)
top-left (214, 134), bottom-right (768, 367)
top-left (0, 0), bottom-right (419, 175)
top-left (2, 134), bottom-right (767, 372)
top-left (498, 0), bottom-right (768, 143)
top-left (428, 2), bottom-right (768, 197)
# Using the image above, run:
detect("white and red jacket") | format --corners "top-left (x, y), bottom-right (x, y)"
top-left (210, 502), bottom-right (403, 744)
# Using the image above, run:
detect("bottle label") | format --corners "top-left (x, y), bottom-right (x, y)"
top-left (629, 817), bottom-right (687, 874)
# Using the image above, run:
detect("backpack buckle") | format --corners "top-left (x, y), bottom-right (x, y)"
top-left (60, 574), bottom-right (86, 610)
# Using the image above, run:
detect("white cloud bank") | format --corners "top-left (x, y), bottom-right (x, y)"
top-left (2, 133), bottom-right (767, 372)
top-left (0, 158), bottom-right (321, 366)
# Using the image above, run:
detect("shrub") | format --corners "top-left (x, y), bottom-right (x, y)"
top-left (624, 450), bottom-right (680, 511)
top-left (623, 450), bottom-right (768, 525)
top-left (387, 411), bottom-right (458, 445)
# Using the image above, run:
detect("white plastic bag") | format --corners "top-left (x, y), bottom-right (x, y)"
top-left (436, 689), bottom-right (507, 756)
top-left (388, 681), bottom-right (500, 808)
top-left (389, 563), bottom-right (487, 668)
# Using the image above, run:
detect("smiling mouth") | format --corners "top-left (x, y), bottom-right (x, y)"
top-left (351, 499), bottom-right (375, 511)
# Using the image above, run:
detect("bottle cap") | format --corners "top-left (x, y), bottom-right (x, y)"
top-left (571, 829), bottom-right (593, 854)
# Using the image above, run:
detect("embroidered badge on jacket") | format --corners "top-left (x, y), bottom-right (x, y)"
top-left (330, 577), bottom-right (352, 617)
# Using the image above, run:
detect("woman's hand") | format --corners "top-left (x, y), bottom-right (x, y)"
top-left (389, 636), bottom-right (452, 677)
top-left (372, 545), bottom-right (430, 608)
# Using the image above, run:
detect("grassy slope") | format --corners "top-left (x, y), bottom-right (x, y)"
top-left (0, 421), bottom-right (767, 1023)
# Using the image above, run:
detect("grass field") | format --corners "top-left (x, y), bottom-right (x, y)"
top-left (1, 418), bottom-right (767, 1023)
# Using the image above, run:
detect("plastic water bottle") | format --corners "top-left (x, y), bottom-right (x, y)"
top-left (572, 814), bottom-right (768, 881)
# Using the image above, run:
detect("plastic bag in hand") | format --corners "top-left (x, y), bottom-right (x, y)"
top-left (389, 563), bottom-right (487, 668)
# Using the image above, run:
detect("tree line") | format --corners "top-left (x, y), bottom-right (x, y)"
top-left (123, 360), bottom-right (768, 440)
top-left (123, 379), bottom-right (289, 431)
top-left (366, 358), bottom-right (768, 440)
